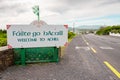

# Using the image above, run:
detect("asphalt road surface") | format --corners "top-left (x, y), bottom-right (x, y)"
top-left (83, 34), bottom-right (120, 79)
top-left (1, 34), bottom-right (120, 80)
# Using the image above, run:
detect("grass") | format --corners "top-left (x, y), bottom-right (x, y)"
top-left (59, 46), bottom-right (66, 58)
top-left (59, 37), bottom-right (74, 58)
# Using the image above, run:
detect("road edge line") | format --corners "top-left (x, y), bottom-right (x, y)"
top-left (104, 61), bottom-right (120, 78)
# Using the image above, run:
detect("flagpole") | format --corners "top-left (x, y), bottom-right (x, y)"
top-left (38, 15), bottom-right (40, 21)
top-left (38, 6), bottom-right (40, 21)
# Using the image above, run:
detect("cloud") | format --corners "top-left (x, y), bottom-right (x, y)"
top-left (100, 0), bottom-right (120, 5)
top-left (45, 0), bottom-right (103, 14)
top-left (0, 0), bottom-right (31, 17)
top-left (46, 0), bottom-right (120, 14)
top-left (0, 0), bottom-right (120, 29)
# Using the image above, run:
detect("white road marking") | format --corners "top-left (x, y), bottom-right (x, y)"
top-left (100, 47), bottom-right (114, 49)
top-left (75, 46), bottom-right (90, 50)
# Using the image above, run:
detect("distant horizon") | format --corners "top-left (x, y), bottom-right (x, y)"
top-left (1, 24), bottom-right (120, 30)
top-left (68, 24), bottom-right (120, 29)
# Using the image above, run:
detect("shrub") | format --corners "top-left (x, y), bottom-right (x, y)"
top-left (68, 31), bottom-right (76, 39)
top-left (96, 25), bottom-right (120, 35)
top-left (0, 38), bottom-right (7, 46)
top-left (0, 29), bottom-right (7, 47)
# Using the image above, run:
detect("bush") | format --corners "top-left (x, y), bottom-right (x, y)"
top-left (96, 25), bottom-right (120, 35)
top-left (0, 29), bottom-right (7, 47)
top-left (0, 38), bottom-right (7, 46)
top-left (68, 31), bottom-right (76, 39)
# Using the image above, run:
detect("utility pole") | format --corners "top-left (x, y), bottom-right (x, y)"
top-left (73, 22), bottom-right (75, 33)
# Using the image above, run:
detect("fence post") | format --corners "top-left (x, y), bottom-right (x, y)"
top-left (55, 47), bottom-right (59, 62)
top-left (21, 48), bottom-right (25, 65)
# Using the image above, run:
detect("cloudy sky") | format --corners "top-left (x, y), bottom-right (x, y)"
top-left (0, 0), bottom-right (120, 29)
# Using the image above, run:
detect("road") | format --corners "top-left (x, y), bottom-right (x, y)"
top-left (83, 34), bottom-right (120, 79)
top-left (68, 34), bottom-right (120, 80)
top-left (1, 34), bottom-right (120, 80)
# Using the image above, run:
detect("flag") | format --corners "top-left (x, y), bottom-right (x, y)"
top-left (32, 5), bottom-right (39, 16)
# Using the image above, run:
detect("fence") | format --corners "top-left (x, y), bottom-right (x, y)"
top-left (0, 46), bottom-right (63, 71)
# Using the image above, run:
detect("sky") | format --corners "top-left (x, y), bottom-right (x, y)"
top-left (0, 0), bottom-right (120, 29)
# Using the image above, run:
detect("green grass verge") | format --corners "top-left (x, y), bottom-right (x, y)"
top-left (60, 35), bottom-right (76, 58)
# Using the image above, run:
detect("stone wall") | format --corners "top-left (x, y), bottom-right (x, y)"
top-left (0, 47), bottom-right (14, 71)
